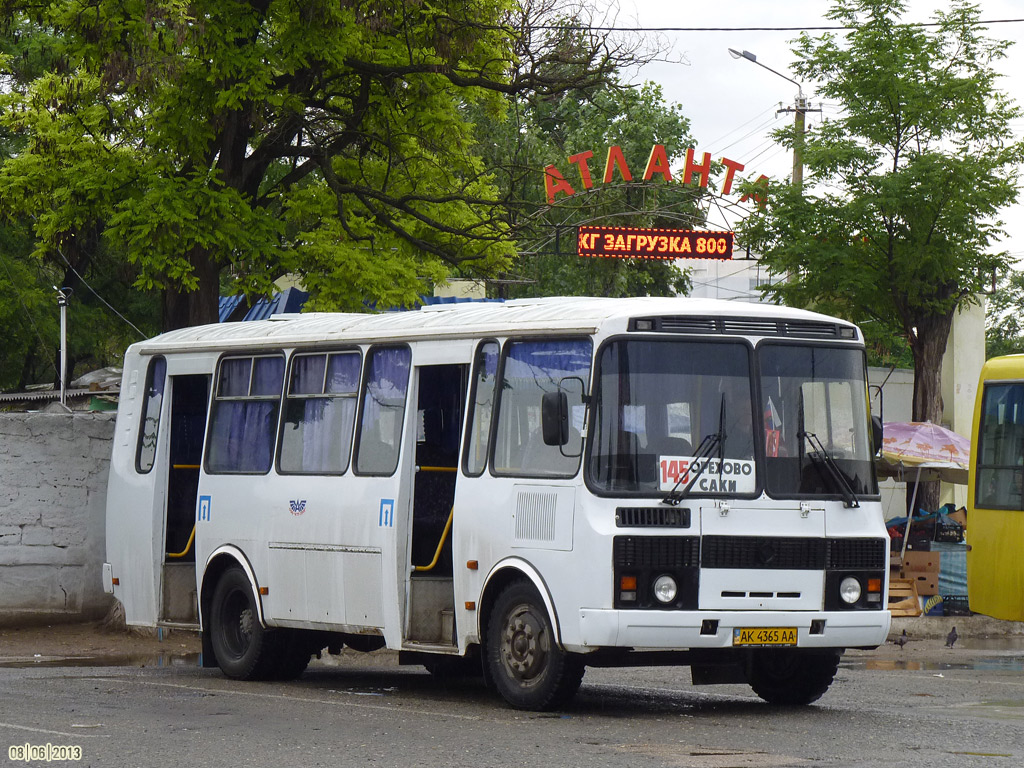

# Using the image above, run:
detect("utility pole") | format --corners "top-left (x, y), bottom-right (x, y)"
top-left (728, 49), bottom-right (820, 190)
top-left (777, 96), bottom-right (821, 191)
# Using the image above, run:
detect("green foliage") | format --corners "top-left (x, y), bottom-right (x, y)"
top-left (740, 0), bottom-right (1023, 421)
top-left (986, 269), bottom-right (1024, 358)
top-left (0, 0), bottom-right (535, 326)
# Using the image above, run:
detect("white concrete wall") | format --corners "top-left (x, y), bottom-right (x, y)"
top-left (0, 413), bottom-right (116, 625)
top-left (941, 297), bottom-right (987, 509)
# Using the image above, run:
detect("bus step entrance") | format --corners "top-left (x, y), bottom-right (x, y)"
top-left (407, 577), bottom-right (456, 645)
top-left (160, 562), bottom-right (198, 625)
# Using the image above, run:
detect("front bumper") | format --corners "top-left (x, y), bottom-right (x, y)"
top-left (575, 608), bottom-right (890, 652)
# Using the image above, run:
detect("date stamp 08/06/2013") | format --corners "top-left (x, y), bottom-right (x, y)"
top-left (8, 744), bottom-right (82, 762)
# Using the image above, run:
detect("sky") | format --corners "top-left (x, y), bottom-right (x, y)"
top-left (617, 0), bottom-right (1024, 262)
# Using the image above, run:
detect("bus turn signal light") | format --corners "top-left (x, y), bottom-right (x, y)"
top-left (867, 578), bottom-right (882, 593)
top-left (619, 575), bottom-right (637, 602)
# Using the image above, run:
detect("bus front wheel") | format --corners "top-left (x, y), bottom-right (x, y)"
top-left (485, 581), bottom-right (584, 711)
top-left (747, 649), bottom-right (841, 705)
top-left (209, 567), bottom-right (279, 680)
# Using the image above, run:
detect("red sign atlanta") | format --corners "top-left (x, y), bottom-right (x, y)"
top-left (543, 144), bottom-right (768, 206)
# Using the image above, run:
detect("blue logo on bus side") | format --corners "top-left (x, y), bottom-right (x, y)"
top-left (379, 498), bottom-right (394, 527)
top-left (198, 495), bottom-right (212, 522)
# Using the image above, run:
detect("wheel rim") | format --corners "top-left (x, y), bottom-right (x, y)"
top-left (499, 602), bottom-right (550, 686)
top-left (220, 588), bottom-right (254, 661)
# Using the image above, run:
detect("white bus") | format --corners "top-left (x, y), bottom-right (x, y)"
top-left (103, 296), bottom-right (889, 710)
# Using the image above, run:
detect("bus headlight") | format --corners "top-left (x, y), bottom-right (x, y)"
top-left (653, 574), bottom-right (678, 604)
top-left (839, 576), bottom-right (862, 604)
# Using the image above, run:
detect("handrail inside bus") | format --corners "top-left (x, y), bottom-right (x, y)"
top-left (413, 507), bottom-right (454, 573)
top-left (166, 525), bottom-right (196, 559)
top-left (416, 465), bottom-right (457, 473)
top-left (172, 464), bottom-right (201, 469)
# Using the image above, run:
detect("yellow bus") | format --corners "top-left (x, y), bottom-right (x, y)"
top-left (968, 354), bottom-right (1024, 620)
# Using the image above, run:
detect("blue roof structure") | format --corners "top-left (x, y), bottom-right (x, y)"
top-left (219, 287), bottom-right (309, 322)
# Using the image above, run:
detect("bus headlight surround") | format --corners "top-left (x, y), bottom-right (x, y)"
top-left (839, 576), bottom-right (862, 604)
top-left (653, 574), bottom-right (678, 604)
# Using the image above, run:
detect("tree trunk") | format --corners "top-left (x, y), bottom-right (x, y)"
top-left (905, 311), bottom-right (956, 514)
top-left (161, 248), bottom-right (222, 331)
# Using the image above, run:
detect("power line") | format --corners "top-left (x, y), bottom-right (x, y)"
top-left (534, 19), bottom-right (1024, 32)
top-left (53, 246), bottom-right (147, 340)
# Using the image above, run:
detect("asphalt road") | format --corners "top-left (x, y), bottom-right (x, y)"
top-left (1, 641), bottom-right (1022, 768)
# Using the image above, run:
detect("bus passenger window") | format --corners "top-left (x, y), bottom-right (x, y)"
top-left (206, 355), bottom-right (285, 474)
top-left (976, 382), bottom-right (1024, 509)
top-left (464, 341), bottom-right (499, 476)
top-left (493, 338), bottom-right (592, 478)
top-left (135, 357), bottom-right (167, 473)
top-left (279, 351), bottom-right (360, 474)
top-left (355, 346), bottom-right (411, 475)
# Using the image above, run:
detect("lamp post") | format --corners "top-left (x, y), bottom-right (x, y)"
top-left (55, 286), bottom-right (71, 408)
top-left (728, 49), bottom-right (817, 190)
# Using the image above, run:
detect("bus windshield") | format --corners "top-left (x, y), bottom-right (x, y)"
top-left (588, 339), bottom-right (756, 495)
top-left (759, 344), bottom-right (877, 499)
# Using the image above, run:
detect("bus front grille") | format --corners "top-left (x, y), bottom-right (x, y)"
top-left (701, 536), bottom-right (828, 570)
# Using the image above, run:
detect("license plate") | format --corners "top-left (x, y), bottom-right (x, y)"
top-left (732, 627), bottom-right (798, 646)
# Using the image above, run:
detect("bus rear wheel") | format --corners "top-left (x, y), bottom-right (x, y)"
top-left (209, 567), bottom-right (279, 680)
top-left (747, 649), bottom-right (841, 705)
top-left (486, 581), bottom-right (584, 711)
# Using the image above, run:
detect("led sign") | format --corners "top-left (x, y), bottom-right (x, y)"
top-left (578, 226), bottom-right (734, 261)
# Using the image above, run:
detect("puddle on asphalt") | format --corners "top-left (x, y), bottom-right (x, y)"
top-left (843, 656), bottom-right (1024, 672)
top-left (0, 652), bottom-right (202, 669)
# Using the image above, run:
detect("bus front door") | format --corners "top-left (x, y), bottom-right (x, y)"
top-left (405, 364), bottom-right (467, 646)
top-left (160, 374), bottom-right (209, 626)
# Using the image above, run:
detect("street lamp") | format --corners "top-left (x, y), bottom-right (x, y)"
top-left (728, 48), bottom-right (815, 189)
top-left (54, 286), bottom-right (71, 409)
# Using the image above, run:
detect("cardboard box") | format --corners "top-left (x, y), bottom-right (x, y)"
top-left (948, 508), bottom-right (967, 528)
top-left (910, 572), bottom-right (938, 596)
top-left (903, 551), bottom-right (941, 573)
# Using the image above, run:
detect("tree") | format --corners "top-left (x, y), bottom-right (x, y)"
top-left (0, 20), bottom-right (158, 391)
top-left (739, 0), bottom-right (1023, 508)
top-left (0, 1), bottom-right (651, 330)
top-left (986, 269), bottom-right (1024, 358)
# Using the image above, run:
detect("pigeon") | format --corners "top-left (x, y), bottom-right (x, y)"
top-left (893, 629), bottom-right (909, 650)
top-left (945, 626), bottom-right (958, 648)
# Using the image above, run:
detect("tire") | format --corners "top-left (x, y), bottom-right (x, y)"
top-left (485, 581), bottom-right (584, 711)
top-left (209, 567), bottom-right (279, 680)
top-left (747, 649), bottom-right (841, 705)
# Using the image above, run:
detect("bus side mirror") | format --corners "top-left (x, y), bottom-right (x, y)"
top-left (871, 415), bottom-right (883, 456)
top-left (541, 391), bottom-right (569, 446)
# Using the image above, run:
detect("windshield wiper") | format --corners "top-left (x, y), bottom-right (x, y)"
top-left (662, 397), bottom-right (726, 506)
top-left (799, 430), bottom-right (860, 508)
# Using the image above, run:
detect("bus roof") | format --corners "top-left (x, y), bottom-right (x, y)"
top-left (130, 296), bottom-right (860, 354)
top-left (981, 353), bottom-right (1024, 381)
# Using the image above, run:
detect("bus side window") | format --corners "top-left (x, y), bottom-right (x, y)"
top-left (463, 341), bottom-right (499, 476)
top-left (493, 338), bottom-right (592, 478)
top-left (279, 351), bottom-right (360, 474)
top-left (135, 356), bottom-right (167, 473)
top-left (355, 346), bottom-right (411, 476)
top-left (206, 355), bottom-right (285, 474)
top-left (977, 383), bottom-right (1024, 508)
